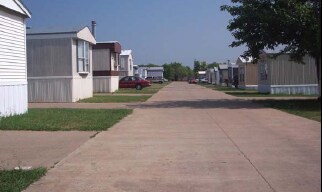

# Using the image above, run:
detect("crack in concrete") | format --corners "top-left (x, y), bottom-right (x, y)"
top-left (207, 111), bottom-right (277, 192)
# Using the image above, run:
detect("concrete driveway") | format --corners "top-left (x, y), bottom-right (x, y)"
top-left (25, 82), bottom-right (321, 192)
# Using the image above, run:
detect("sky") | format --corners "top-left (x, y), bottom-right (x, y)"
top-left (23, 0), bottom-right (247, 67)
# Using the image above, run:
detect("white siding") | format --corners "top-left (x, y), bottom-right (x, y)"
top-left (93, 76), bottom-right (119, 93)
top-left (28, 77), bottom-right (73, 102)
top-left (0, 8), bottom-right (28, 117)
top-left (72, 77), bottom-right (93, 102)
top-left (0, 83), bottom-right (27, 117)
top-left (0, 9), bottom-right (26, 82)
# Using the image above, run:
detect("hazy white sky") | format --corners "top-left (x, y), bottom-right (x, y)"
top-left (24, 0), bottom-right (247, 67)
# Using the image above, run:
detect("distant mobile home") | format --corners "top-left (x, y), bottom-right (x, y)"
top-left (236, 57), bottom-right (258, 90)
top-left (206, 68), bottom-right (220, 85)
top-left (147, 67), bottom-right (164, 79)
top-left (27, 26), bottom-right (96, 102)
top-left (92, 42), bottom-right (121, 93)
top-left (258, 53), bottom-right (318, 95)
top-left (0, 0), bottom-right (31, 116)
top-left (120, 50), bottom-right (134, 77)
top-left (134, 66), bottom-right (148, 79)
top-left (218, 64), bottom-right (228, 85)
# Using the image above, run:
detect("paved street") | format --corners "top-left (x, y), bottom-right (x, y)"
top-left (25, 82), bottom-right (321, 192)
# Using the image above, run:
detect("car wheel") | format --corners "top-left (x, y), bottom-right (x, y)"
top-left (159, 81), bottom-right (163, 84)
top-left (136, 84), bottom-right (142, 90)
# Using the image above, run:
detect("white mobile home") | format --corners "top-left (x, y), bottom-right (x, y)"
top-left (27, 26), bottom-right (96, 102)
top-left (120, 50), bottom-right (134, 77)
top-left (0, 0), bottom-right (31, 116)
top-left (206, 67), bottom-right (220, 85)
top-left (134, 66), bottom-right (148, 79)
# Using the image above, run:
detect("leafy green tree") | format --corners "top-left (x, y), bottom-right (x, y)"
top-left (221, 0), bottom-right (321, 96)
top-left (163, 62), bottom-right (193, 81)
top-left (163, 63), bottom-right (175, 80)
top-left (193, 60), bottom-right (208, 76)
top-left (207, 62), bottom-right (219, 69)
top-left (139, 63), bottom-right (161, 67)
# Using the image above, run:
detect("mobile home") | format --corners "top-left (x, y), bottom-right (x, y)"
top-left (27, 26), bottom-right (96, 102)
top-left (258, 53), bottom-right (318, 95)
top-left (92, 42), bottom-right (121, 93)
top-left (236, 57), bottom-right (258, 90)
top-left (0, 0), bottom-right (31, 116)
top-left (120, 50), bottom-right (134, 77)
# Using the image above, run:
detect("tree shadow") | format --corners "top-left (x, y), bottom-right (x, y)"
top-left (127, 99), bottom-right (264, 109)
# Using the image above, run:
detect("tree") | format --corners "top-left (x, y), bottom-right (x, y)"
top-left (163, 63), bottom-right (175, 80)
top-left (139, 63), bottom-right (160, 67)
top-left (221, 0), bottom-right (321, 96)
top-left (163, 62), bottom-right (193, 81)
top-left (193, 60), bottom-right (208, 76)
top-left (207, 62), bottom-right (220, 69)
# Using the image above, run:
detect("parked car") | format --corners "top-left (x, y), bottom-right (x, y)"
top-left (188, 78), bottom-right (197, 84)
top-left (119, 76), bottom-right (151, 90)
top-left (199, 78), bottom-right (208, 84)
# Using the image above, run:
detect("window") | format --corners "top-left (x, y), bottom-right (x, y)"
top-left (260, 63), bottom-right (268, 81)
top-left (120, 58), bottom-right (125, 70)
top-left (77, 40), bottom-right (90, 73)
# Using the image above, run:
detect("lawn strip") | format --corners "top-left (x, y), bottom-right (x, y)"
top-left (254, 99), bottom-right (321, 122)
top-left (0, 109), bottom-right (133, 131)
top-left (0, 168), bottom-right (46, 192)
top-left (226, 91), bottom-right (318, 97)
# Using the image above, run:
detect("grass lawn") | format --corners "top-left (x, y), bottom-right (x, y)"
top-left (79, 95), bottom-right (151, 103)
top-left (199, 83), bottom-right (256, 92)
top-left (115, 82), bottom-right (171, 94)
top-left (254, 99), bottom-right (321, 122)
top-left (226, 91), bottom-right (318, 97)
top-left (0, 168), bottom-right (46, 192)
top-left (0, 109), bottom-right (132, 131)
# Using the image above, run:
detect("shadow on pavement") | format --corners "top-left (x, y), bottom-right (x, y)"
top-left (128, 99), bottom-right (264, 109)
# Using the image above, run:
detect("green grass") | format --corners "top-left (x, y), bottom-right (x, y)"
top-left (226, 92), bottom-right (318, 97)
top-left (0, 109), bottom-right (132, 131)
top-left (115, 82), bottom-right (171, 94)
top-left (0, 168), bottom-right (46, 192)
top-left (254, 99), bottom-right (321, 122)
top-left (79, 95), bottom-right (151, 103)
top-left (199, 83), bottom-right (256, 92)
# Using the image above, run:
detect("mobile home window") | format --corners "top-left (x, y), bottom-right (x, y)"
top-left (120, 58), bottom-right (125, 70)
top-left (77, 40), bottom-right (90, 73)
top-left (260, 63), bottom-right (268, 81)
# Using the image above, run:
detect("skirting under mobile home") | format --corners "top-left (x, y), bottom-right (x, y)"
top-left (258, 54), bottom-right (318, 95)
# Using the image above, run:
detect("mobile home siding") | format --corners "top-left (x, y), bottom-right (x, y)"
top-left (259, 55), bottom-right (318, 94)
top-left (269, 55), bottom-right (317, 85)
top-left (0, 8), bottom-right (28, 116)
top-left (27, 38), bottom-right (72, 77)
top-left (92, 49), bottom-right (111, 71)
top-left (246, 63), bottom-right (258, 87)
top-left (28, 78), bottom-right (73, 102)
top-left (0, 9), bottom-right (26, 81)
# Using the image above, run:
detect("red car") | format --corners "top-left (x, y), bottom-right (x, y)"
top-left (188, 78), bottom-right (197, 84)
top-left (119, 76), bottom-right (151, 90)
